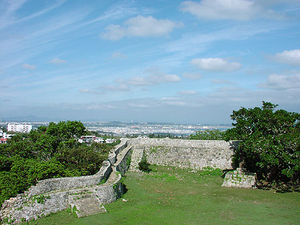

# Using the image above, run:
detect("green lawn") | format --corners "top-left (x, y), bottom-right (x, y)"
top-left (26, 166), bottom-right (300, 225)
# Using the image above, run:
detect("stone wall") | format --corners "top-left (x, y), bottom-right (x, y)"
top-left (0, 139), bottom-right (132, 224)
top-left (128, 137), bottom-right (239, 170)
top-left (26, 140), bottom-right (128, 197)
top-left (222, 168), bottom-right (256, 188)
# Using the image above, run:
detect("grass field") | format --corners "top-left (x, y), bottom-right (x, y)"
top-left (26, 166), bottom-right (300, 225)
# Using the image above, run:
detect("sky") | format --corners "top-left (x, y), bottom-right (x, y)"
top-left (0, 0), bottom-right (300, 124)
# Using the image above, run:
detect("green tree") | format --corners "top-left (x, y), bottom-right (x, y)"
top-left (56, 145), bottom-right (105, 175)
top-left (46, 121), bottom-right (86, 141)
top-left (226, 102), bottom-right (300, 188)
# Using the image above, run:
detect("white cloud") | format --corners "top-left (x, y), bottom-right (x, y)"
top-left (122, 73), bottom-right (180, 87)
top-left (101, 15), bottom-right (179, 40)
top-left (273, 49), bottom-right (300, 66)
top-left (178, 90), bottom-right (197, 95)
top-left (102, 24), bottom-right (126, 40)
top-left (22, 63), bottom-right (36, 70)
top-left (128, 103), bottom-right (150, 108)
top-left (50, 58), bottom-right (66, 64)
top-left (125, 16), bottom-right (179, 37)
top-left (181, 0), bottom-right (260, 21)
top-left (260, 73), bottom-right (300, 90)
top-left (79, 89), bottom-right (90, 93)
top-left (103, 83), bottom-right (131, 92)
top-left (97, 70), bottom-right (181, 93)
top-left (183, 72), bottom-right (202, 80)
top-left (163, 101), bottom-right (186, 106)
top-left (111, 52), bottom-right (127, 59)
top-left (191, 58), bottom-right (241, 72)
top-left (0, 0), bottom-right (27, 28)
top-left (0, 0), bottom-right (66, 29)
top-left (211, 79), bottom-right (235, 85)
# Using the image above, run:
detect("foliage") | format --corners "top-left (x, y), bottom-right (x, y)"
top-left (138, 154), bottom-right (151, 173)
top-left (126, 155), bottom-right (131, 167)
top-left (32, 194), bottom-right (50, 204)
top-left (46, 121), bottom-right (86, 141)
top-left (190, 129), bottom-right (226, 140)
top-left (0, 121), bottom-right (115, 207)
top-left (56, 144), bottom-right (108, 176)
top-left (225, 102), bottom-right (300, 188)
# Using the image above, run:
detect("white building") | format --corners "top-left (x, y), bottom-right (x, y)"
top-left (94, 137), bottom-right (104, 143)
top-left (78, 136), bottom-right (105, 144)
top-left (105, 138), bottom-right (116, 144)
top-left (7, 123), bottom-right (32, 133)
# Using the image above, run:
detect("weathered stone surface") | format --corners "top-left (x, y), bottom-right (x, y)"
top-left (128, 138), bottom-right (238, 170)
top-left (222, 168), bottom-right (256, 188)
top-left (116, 145), bottom-right (133, 175)
top-left (69, 192), bottom-right (105, 218)
top-left (129, 147), bottom-right (144, 172)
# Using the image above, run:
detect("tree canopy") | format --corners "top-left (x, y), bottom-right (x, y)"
top-left (226, 102), bottom-right (300, 189)
top-left (0, 121), bottom-right (118, 207)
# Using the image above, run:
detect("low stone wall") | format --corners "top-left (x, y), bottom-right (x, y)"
top-left (128, 138), bottom-right (238, 170)
top-left (108, 139), bottom-right (128, 164)
top-left (222, 168), bottom-right (256, 188)
top-left (27, 139), bottom-right (127, 197)
top-left (27, 160), bottom-right (112, 197)
top-left (0, 139), bottom-right (132, 224)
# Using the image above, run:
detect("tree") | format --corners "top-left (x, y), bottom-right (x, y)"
top-left (226, 102), bottom-right (300, 188)
top-left (46, 121), bottom-right (86, 141)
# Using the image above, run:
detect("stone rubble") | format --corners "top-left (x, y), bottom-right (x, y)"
top-left (222, 168), bottom-right (256, 188)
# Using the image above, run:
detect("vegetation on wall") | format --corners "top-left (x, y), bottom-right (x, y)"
top-left (225, 102), bottom-right (300, 189)
top-left (0, 121), bottom-right (118, 207)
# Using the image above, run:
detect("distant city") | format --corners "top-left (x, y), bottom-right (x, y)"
top-left (0, 121), bottom-right (232, 137)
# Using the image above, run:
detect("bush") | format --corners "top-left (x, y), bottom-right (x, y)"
top-left (138, 154), bottom-right (151, 173)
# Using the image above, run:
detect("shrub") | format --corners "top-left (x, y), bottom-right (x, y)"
top-left (138, 154), bottom-right (151, 173)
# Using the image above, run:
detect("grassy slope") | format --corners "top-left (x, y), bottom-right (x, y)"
top-left (27, 166), bottom-right (300, 225)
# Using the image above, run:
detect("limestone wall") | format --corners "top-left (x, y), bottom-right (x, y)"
top-left (27, 160), bottom-right (112, 197)
top-left (128, 138), bottom-right (239, 170)
top-left (0, 139), bottom-right (131, 224)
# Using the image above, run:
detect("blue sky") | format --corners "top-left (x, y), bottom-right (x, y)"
top-left (0, 0), bottom-right (300, 123)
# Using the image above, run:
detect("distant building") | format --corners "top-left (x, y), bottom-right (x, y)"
top-left (78, 136), bottom-right (105, 144)
top-left (0, 138), bottom-right (7, 144)
top-left (105, 138), bottom-right (116, 144)
top-left (94, 137), bottom-right (104, 143)
top-left (0, 130), bottom-right (14, 144)
top-left (7, 123), bottom-right (32, 133)
top-left (3, 133), bottom-right (14, 139)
